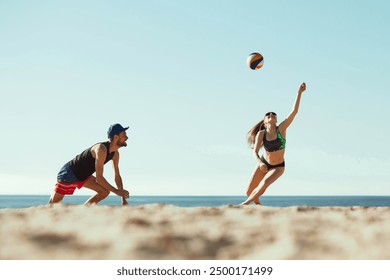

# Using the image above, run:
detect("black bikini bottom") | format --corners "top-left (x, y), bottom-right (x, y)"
top-left (260, 156), bottom-right (285, 170)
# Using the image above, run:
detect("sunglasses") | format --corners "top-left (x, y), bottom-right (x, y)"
top-left (265, 112), bottom-right (277, 117)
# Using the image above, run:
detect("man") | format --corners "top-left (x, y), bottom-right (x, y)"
top-left (48, 123), bottom-right (130, 205)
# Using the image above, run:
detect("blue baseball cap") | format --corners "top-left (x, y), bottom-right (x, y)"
top-left (107, 123), bottom-right (129, 139)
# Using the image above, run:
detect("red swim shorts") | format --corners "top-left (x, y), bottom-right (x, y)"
top-left (54, 176), bottom-right (92, 195)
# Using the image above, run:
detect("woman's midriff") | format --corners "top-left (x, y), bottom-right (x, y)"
top-left (264, 150), bottom-right (285, 165)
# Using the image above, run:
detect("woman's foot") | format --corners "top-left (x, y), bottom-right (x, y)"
top-left (254, 199), bottom-right (262, 205)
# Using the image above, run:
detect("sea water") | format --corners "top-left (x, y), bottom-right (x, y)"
top-left (0, 195), bottom-right (389, 209)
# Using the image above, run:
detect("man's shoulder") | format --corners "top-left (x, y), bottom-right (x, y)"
top-left (91, 142), bottom-right (108, 153)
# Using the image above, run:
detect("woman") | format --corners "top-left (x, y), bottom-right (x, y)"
top-left (241, 83), bottom-right (307, 205)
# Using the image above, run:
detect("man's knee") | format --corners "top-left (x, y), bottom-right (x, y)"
top-left (98, 188), bottom-right (110, 198)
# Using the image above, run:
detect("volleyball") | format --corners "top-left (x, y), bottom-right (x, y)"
top-left (247, 52), bottom-right (264, 70)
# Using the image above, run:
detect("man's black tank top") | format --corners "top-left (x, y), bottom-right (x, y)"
top-left (68, 141), bottom-right (115, 181)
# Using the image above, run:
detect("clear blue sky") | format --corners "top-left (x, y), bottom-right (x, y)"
top-left (1, 0), bottom-right (389, 196)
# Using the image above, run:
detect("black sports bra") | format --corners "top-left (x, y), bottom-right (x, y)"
top-left (263, 128), bottom-right (286, 152)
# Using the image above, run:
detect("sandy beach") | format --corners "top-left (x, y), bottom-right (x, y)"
top-left (1, 204), bottom-right (389, 260)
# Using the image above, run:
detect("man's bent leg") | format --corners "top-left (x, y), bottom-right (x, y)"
top-left (83, 176), bottom-right (110, 204)
top-left (48, 192), bottom-right (64, 204)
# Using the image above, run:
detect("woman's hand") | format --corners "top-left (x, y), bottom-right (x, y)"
top-left (259, 163), bottom-right (268, 173)
top-left (298, 82), bottom-right (306, 94)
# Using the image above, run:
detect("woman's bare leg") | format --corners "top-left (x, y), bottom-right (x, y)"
top-left (245, 166), bottom-right (267, 205)
top-left (241, 167), bottom-right (285, 205)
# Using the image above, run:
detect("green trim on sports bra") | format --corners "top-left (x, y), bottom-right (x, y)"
top-left (276, 128), bottom-right (286, 150)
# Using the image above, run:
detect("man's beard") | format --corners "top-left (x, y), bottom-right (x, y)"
top-left (118, 140), bottom-right (127, 147)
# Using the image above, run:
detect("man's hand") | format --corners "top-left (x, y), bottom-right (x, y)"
top-left (116, 189), bottom-right (129, 198)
